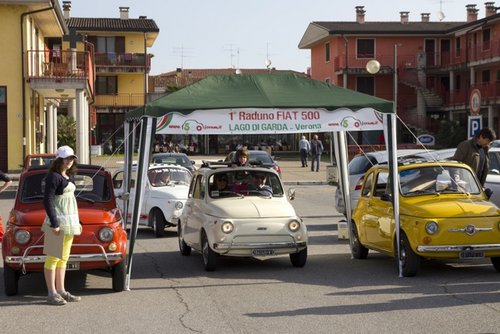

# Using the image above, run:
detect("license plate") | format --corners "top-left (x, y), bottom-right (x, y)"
top-left (459, 250), bottom-right (484, 259)
top-left (252, 249), bottom-right (275, 256)
top-left (66, 262), bottom-right (80, 270)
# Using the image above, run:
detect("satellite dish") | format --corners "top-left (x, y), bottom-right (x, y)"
top-left (265, 59), bottom-right (272, 68)
top-left (366, 59), bottom-right (381, 74)
top-left (235, 68), bottom-right (242, 75)
top-left (437, 10), bottom-right (445, 21)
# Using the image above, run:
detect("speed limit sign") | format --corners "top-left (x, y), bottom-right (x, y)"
top-left (470, 89), bottom-right (481, 115)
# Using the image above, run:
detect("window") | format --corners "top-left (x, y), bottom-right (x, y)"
top-left (455, 37), bottom-right (461, 57)
top-left (96, 76), bottom-right (117, 95)
top-left (357, 39), bottom-right (374, 58)
top-left (356, 77), bottom-right (374, 95)
top-left (325, 42), bottom-right (330, 63)
top-left (361, 172), bottom-right (374, 197)
top-left (483, 29), bottom-right (491, 50)
top-left (373, 172), bottom-right (389, 197)
top-left (192, 175), bottom-right (205, 199)
top-left (482, 70), bottom-right (490, 83)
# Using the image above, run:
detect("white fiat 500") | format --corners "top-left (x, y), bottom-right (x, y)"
top-left (113, 164), bottom-right (191, 237)
top-left (178, 162), bottom-right (308, 271)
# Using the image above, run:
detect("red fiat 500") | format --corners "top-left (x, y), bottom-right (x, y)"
top-left (2, 164), bottom-right (127, 296)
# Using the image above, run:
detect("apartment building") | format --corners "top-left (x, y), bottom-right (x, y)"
top-left (299, 3), bottom-right (500, 145)
top-left (64, 2), bottom-right (159, 154)
top-left (0, 0), bottom-right (93, 170)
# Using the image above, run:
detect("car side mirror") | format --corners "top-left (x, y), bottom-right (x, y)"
top-left (118, 192), bottom-right (130, 201)
top-left (380, 193), bottom-right (392, 202)
top-left (191, 160), bottom-right (196, 165)
top-left (287, 188), bottom-right (296, 200)
top-left (485, 188), bottom-right (493, 199)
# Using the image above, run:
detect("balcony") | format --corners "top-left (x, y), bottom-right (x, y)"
top-left (94, 52), bottom-right (153, 74)
top-left (94, 93), bottom-right (145, 107)
top-left (27, 49), bottom-right (94, 98)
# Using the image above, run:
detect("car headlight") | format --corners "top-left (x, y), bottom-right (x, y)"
top-left (221, 221), bottom-right (234, 234)
top-left (99, 227), bottom-right (114, 242)
top-left (175, 201), bottom-right (183, 210)
top-left (425, 221), bottom-right (439, 235)
top-left (288, 220), bottom-right (301, 232)
top-left (15, 230), bottom-right (31, 245)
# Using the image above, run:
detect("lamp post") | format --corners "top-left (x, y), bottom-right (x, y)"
top-left (366, 44), bottom-right (403, 277)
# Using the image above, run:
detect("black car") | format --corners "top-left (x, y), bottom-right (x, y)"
top-left (224, 150), bottom-right (281, 177)
top-left (151, 152), bottom-right (196, 174)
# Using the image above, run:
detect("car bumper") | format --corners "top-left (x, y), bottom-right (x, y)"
top-left (213, 239), bottom-right (307, 256)
top-left (417, 244), bottom-right (500, 252)
top-left (4, 244), bottom-right (124, 267)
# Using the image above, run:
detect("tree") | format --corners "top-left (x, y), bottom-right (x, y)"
top-left (57, 115), bottom-right (76, 148)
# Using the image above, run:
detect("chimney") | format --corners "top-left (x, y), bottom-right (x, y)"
top-left (466, 4), bottom-right (479, 22)
top-left (485, 2), bottom-right (497, 16)
top-left (355, 6), bottom-right (366, 24)
top-left (139, 16), bottom-right (147, 19)
top-left (119, 7), bottom-right (130, 20)
top-left (421, 13), bottom-right (430, 22)
top-left (400, 11), bottom-right (410, 24)
top-left (62, 1), bottom-right (71, 19)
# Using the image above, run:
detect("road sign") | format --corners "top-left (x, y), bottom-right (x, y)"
top-left (468, 115), bottom-right (482, 139)
top-left (470, 89), bottom-right (481, 115)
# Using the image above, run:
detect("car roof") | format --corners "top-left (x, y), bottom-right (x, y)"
top-left (197, 163), bottom-right (278, 176)
top-left (355, 149), bottom-right (431, 163)
top-left (26, 164), bottom-right (107, 173)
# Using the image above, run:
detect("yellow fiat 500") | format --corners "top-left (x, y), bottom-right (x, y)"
top-left (351, 160), bottom-right (500, 277)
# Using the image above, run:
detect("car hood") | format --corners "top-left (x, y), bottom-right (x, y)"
top-left (148, 185), bottom-right (189, 199)
top-left (401, 197), bottom-right (500, 218)
top-left (14, 207), bottom-right (118, 226)
top-left (207, 197), bottom-right (297, 218)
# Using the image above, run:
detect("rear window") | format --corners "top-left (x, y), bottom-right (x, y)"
top-left (348, 156), bottom-right (378, 175)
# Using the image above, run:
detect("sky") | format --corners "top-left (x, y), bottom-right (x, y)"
top-left (67, 0), bottom-right (488, 75)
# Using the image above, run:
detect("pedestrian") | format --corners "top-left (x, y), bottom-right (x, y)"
top-left (299, 135), bottom-right (310, 168)
top-left (233, 148), bottom-right (250, 166)
top-left (452, 127), bottom-right (496, 186)
top-left (310, 134), bottom-right (324, 172)
top-left (42, 146), bottom-right (82, 305)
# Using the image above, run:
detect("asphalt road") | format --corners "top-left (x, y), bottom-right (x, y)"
top-left (1, 185), bottom-right (500, 333)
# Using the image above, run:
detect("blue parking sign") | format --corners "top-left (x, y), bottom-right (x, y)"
top-left (468, 116), bottom-right (482, 139)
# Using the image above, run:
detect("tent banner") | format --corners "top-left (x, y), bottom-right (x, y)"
top-left (156, 107), bottom-right (384, 134)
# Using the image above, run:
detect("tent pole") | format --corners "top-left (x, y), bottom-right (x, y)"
top-left (125, 116), bottom-right (156, 290)
top-left (335, 131), bottom-right (352, 253)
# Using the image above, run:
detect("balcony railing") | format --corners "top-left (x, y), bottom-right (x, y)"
top-left (334, 39), bottom-right (499, 71)
top-left (94, 93), bottom-right (145, 107)
top-left (94, 52), bottom-right (152, 71)
top-left (27, 49), bottom-right (94, 95)
top-left (442, 82), bottom-right (500, 106)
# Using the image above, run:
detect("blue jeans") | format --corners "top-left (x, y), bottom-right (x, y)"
top-left (311, 154), bottom-right (320, 171)
top-left (300, 149), bottom-right (308, 166)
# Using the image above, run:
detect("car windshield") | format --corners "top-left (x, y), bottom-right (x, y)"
top-left (399, 166), bottom-right (481, 196)
top-left (208, 170), bottom-right (283, 198)
top-left (226, 151), bottom-right (273, 164)
top-left (26, 156), bottom-right (55, 169)
top-left (148, 167), bottom-right (191, 187)
top-left (21, 171), bottom-right (111, 203)
top-left (152, 154), bottom-right (192, 170)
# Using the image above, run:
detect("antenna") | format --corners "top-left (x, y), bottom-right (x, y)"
top-left (172, 45), bottom-right (193, 69)
top-left (224, 44), bottom-right (238, 68)
top-left (437, 0), bottom-right (445, 21)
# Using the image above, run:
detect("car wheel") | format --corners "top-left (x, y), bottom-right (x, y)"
top-left (150, 208), bottom-right (166, 238)
top-left (178, 221), bottom-right (191, 256)
top-left (398, 232), bottom-right (420, 277)
top-left (290, 247), bottom-right (307, 267)
top-left (112, 260), bottom-right (126, 292)
top-left (201, 231), bottom-right (217, 271)
top-left (350, 221), bottom-right (368, 259)
top-left (491, 257), bottom-right (500, 272)
top-left (3, 264), bottom-right (19, 296)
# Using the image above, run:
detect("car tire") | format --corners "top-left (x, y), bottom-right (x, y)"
top-left (112, 260), bottom-right (126, 292)
top-left (3, 264), bottom-right (19, 296)
top-left (398, 232), bottom-right (420, 277)
top-left (178, 222), bottom-right (191, 256)
top-left (491, 257), bottom-right (500, 272)
top-left (201, 231), bottom-right (217, 271)
top-left (350, 221), bottom-right (368, 259)
top-left (150, 208), bottom-right (166, 238)
top-left (290, 247), bottom-right (307, 267)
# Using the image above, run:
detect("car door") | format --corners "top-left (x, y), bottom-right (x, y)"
top-left (112, 170), bottom-right (137, 224)
top-left (183, 174), bottom-right (206, 249)
top-left (363, 171), bottom-right (393, 251)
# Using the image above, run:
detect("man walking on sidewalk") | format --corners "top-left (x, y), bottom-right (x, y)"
top-left (310, 134), bottom-right (324, 172)
top-left (299, 135), bottom-right (310, 167)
